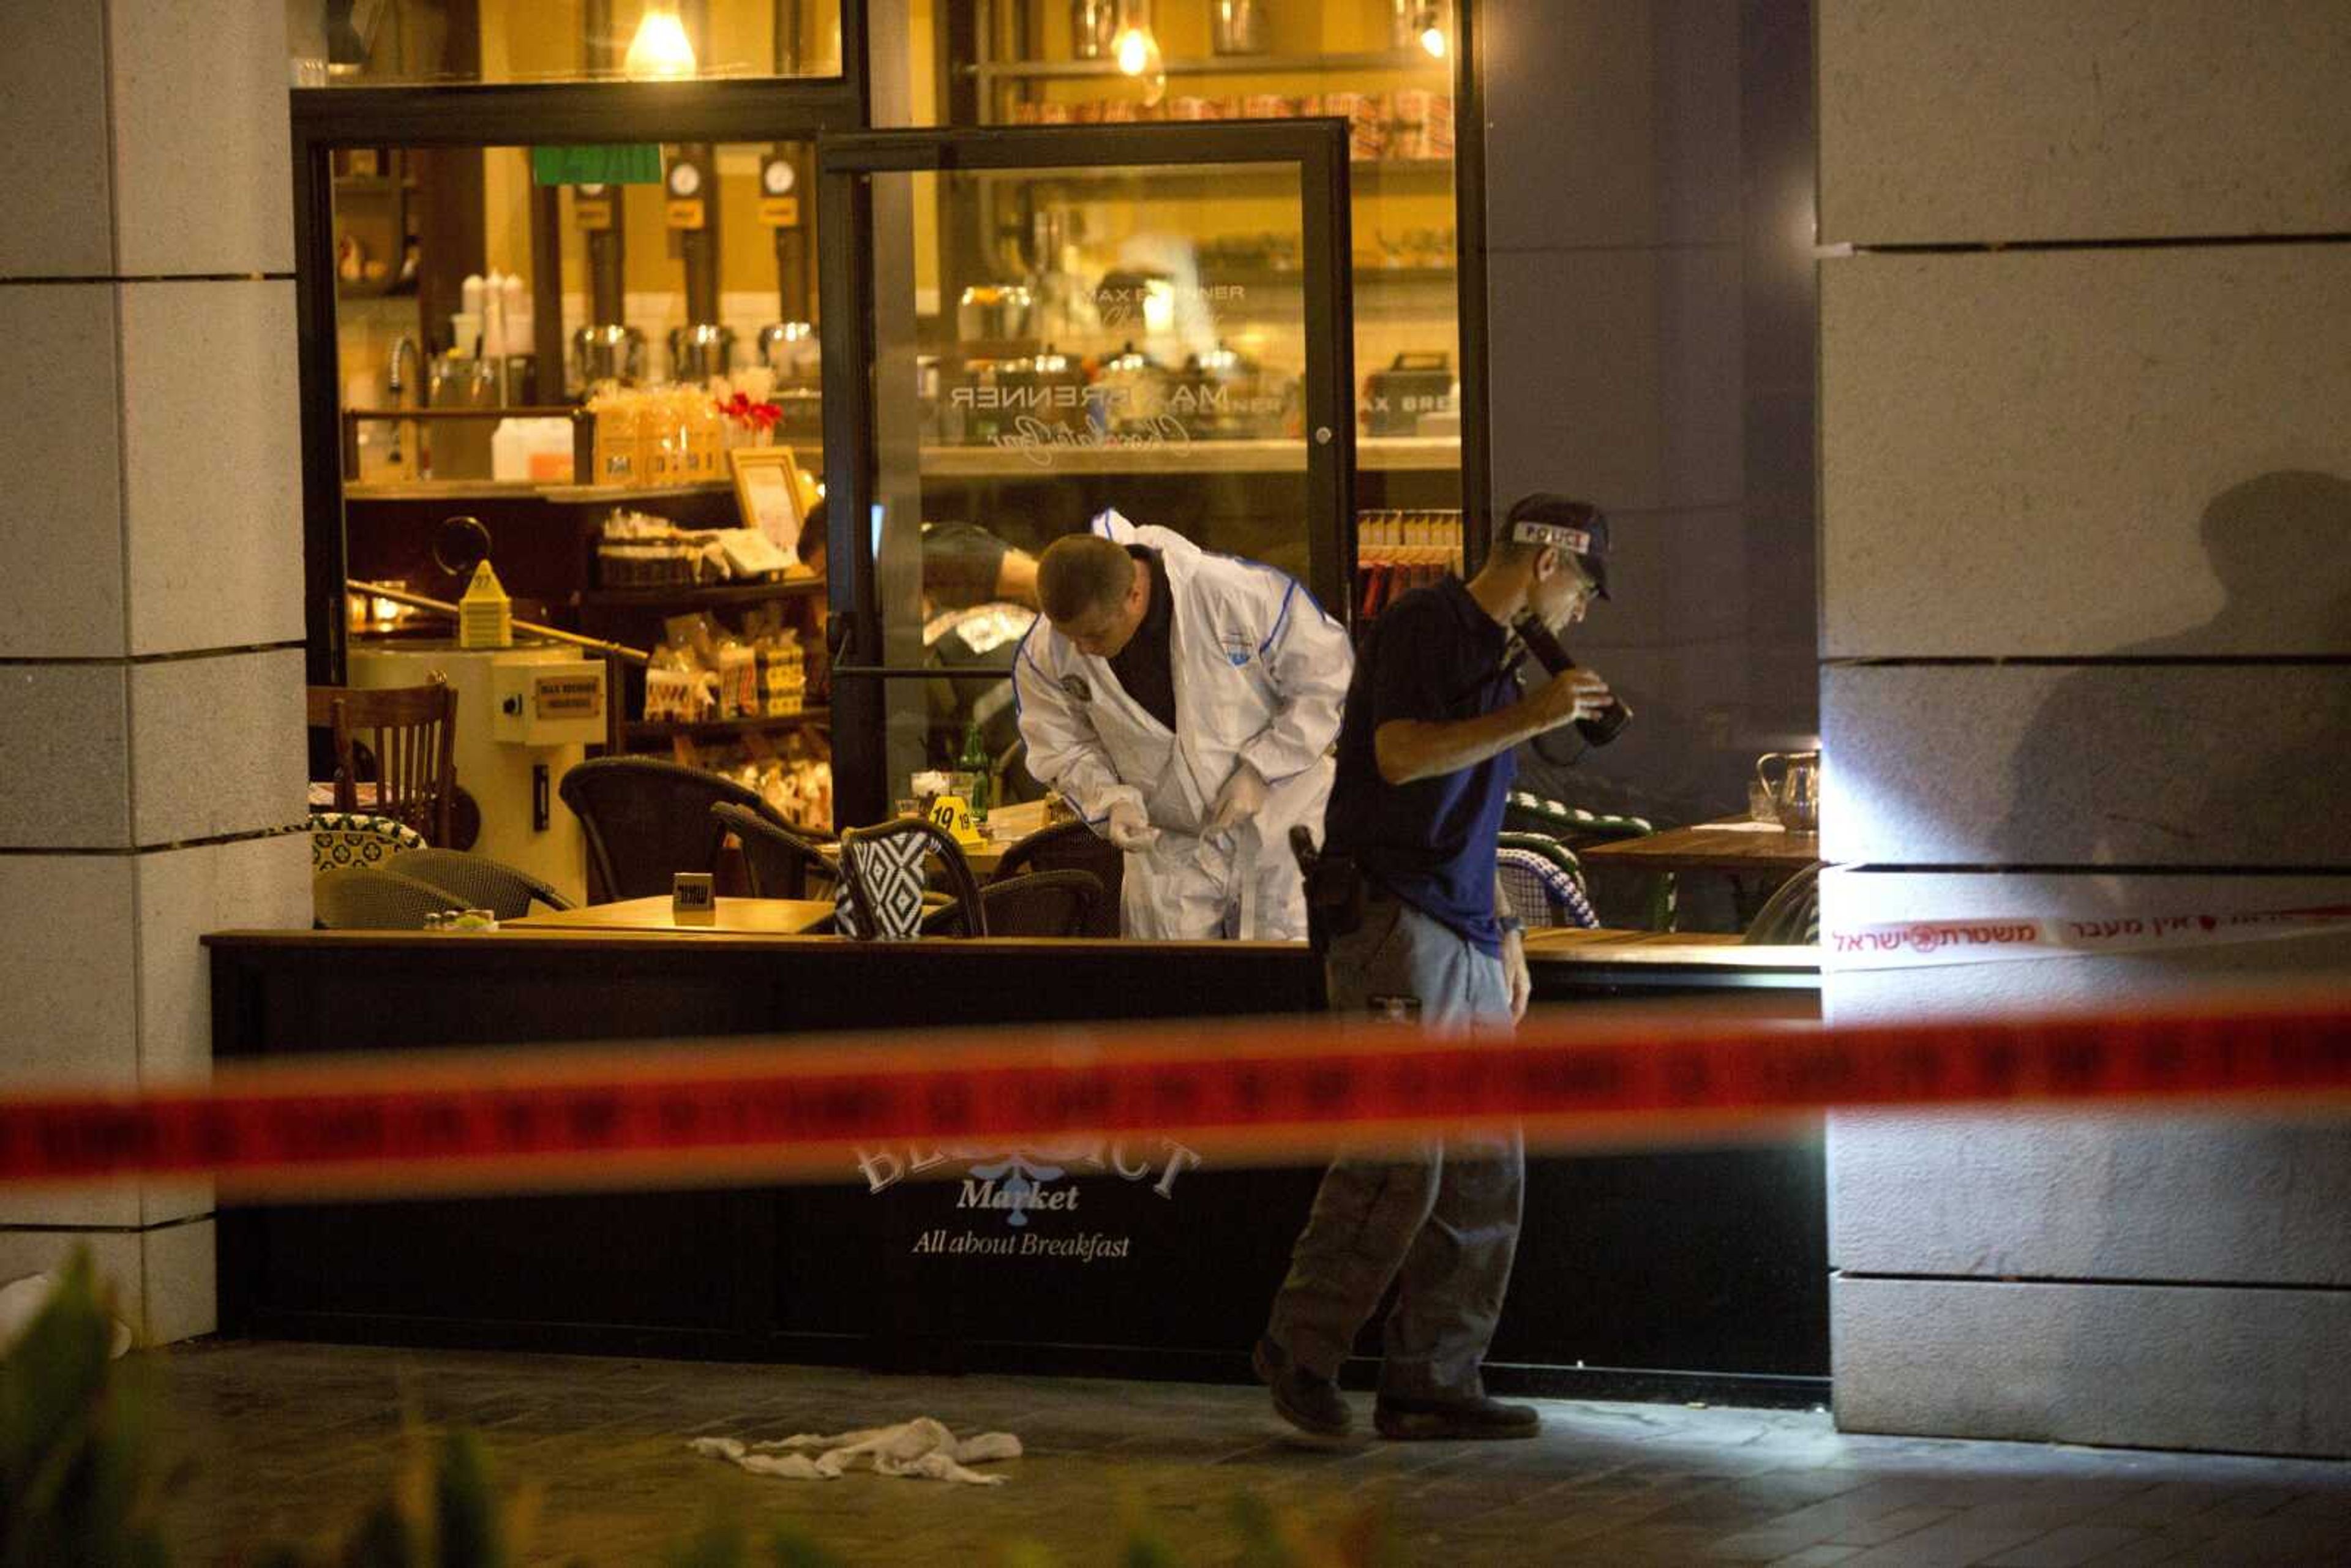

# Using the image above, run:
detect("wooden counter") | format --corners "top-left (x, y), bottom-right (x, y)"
top-left (1522, 928), bottom-right (1817, 1013)
top-left (205, 926), bottom-right (1825, 1403)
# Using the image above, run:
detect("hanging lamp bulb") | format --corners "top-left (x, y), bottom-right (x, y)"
top-left (1111, 1), bottom-right (1165, 105)
top-left (624, 1), bottom-right (698, 80)
top-left (1113, 25), bottom-right (1153, 76)
top-left (1415, 6), bottom-right (1449, 59)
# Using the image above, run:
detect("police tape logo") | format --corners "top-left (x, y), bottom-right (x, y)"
top-left (1060, 673), bottom-right (1092, 703)
top-left (1218, 629), bottom-right (1253, 668)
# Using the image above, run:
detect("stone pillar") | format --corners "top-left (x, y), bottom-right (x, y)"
top-left (1816, 1), bottom-right (2351, 1455)
top-left (0, 1), bottom-right (309, 1341)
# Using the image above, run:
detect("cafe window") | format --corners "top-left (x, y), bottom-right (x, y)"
top-left (293, 2), bottom-right (1496, 842)
top-left (818, 122), bottom-right (1356, 823)
top-left (326, 132), bottom-right (834, 838)
top-left (931, 1), bottom-right (1468, 536)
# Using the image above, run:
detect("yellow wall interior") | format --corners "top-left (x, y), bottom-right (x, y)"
top-left (342, 2), bottom-right (1453, 385)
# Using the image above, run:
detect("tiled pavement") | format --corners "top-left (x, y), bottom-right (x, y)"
top-left (152, 1341), bottom-right (2349, 1566)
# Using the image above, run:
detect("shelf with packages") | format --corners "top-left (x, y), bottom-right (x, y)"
top-left (331, 145), bottom-right (429, 300)
top-left (970, 50), bottom-right (1450, 83)
top-left (574, 574), bottom-right (827, 612)
top-left (343, 479), bottom-right (737, 503)
top-left (967, 159), bottom-right (1452, 188)
top-left (576, 565), bottom-right (830, 770)
top-left (918, 433), bottom-right (1455, 476)
top-left (622, 708), bottom-right (830, 746)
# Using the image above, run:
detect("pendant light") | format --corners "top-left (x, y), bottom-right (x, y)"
top-left (624, 1), bottom-right (698, 80)
top-left (1415, 5), bottom-right (1450, 60)
top-left (1111, 0), bottom-right (1166, 106)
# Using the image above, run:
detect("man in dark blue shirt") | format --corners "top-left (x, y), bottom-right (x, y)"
top-left (1258, 495), bottom-right (1617, 1442)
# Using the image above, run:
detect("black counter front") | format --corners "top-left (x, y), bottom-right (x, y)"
top-left (207, 930), bottom-right (1826, 1405)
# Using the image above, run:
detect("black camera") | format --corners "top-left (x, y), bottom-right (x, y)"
top-left (1510, 610), bottom-right (1631, 747)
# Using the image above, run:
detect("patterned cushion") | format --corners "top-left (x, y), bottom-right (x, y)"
top-left (309, 811), bottom-right (425, 873)
top-left (835, 833), bottom-right (931, 940)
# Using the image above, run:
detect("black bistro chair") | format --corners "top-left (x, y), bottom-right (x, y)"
top-left (974, 868), bottom-right (1106, 937)
top-left (708, 800), bottom-right (836, 901)
top-left (1741, 860), bottom-right (1824, 946)
top-left (312, 866), bottom-right (466, 930)
top-left (557, 757), bottom-right (771, 903)
top-left (991, 819), bottom-right (1123, 937)
top-left (836, 817), bottom-right (987, 940)
top-left (391, 847), bottom-right (575, 920)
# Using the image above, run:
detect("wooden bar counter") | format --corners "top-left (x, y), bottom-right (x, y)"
top-left (206, 920), bottom-right (1825, 1403)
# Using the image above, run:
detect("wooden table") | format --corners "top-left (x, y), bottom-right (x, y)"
top-left (1578, 818), bottom-right (1820, 876)
top-left (504, 895), bottom-right (838, 936)
top-left (1578, 818), bottom-right (1820, 929)
top-left (817, 839), bottom-right (1011, 879)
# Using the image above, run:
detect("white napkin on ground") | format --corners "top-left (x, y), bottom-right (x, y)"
top-left (691, 1417), bottom-right (1021, 1486)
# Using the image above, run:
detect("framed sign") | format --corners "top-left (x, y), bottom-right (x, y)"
top-left (730, 446), bottom-right (806, 564)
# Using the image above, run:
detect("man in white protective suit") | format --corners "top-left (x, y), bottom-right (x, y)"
top-left (1012, 509), bottom-right (1352, 940)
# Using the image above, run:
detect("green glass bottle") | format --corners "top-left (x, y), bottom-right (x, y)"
top-left (958, 720), bottom-right (992, 819)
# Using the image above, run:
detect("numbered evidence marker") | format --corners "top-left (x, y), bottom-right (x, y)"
top-left (672, 871), bottom-right (717, 925)
top-left (927, 795), bottom-right (984, 847)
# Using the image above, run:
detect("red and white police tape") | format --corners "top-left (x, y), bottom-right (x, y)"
top-left (1824, 905), bottom-right (2351, 968)
top-left (2, 992), bottom-right (2347, 1198)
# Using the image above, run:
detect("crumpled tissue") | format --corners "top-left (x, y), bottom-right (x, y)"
top-left (691, 1417), bottom-right (1021, 1486)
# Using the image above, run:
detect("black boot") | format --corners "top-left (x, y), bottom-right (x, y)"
top-left (1373, 1393), bottom-right (1541, 1441)
top-left (1253, 1337), bottom-right (1351, 1437)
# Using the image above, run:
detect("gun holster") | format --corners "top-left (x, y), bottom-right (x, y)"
top-left (1288, 825), bottom-right (1365, 961)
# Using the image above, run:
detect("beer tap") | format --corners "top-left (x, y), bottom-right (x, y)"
top-left (386, 334), bottom-right (420, 469)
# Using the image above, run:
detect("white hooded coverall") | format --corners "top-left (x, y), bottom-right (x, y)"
top-left (1012, 511), bottom-right (1352, 940)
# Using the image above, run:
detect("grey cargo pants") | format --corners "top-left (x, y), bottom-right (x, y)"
top-left (1264, 891), bottom-right (1524, 1402)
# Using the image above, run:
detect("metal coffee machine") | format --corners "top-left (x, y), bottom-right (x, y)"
top-left (667, 321), bottom-right (736, 384)
top-left (571, 323), bottom-right (646, 389)
top-left (569, 182), bottom-right (645, 390)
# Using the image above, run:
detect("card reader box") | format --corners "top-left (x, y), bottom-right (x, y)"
top-left (490, 658), bottom-right (606, 746)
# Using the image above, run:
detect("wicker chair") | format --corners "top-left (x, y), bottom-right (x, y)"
top-left (557, 757), bottom-right (772, 902)
top-left (971, 869), bottom-right (1104, 937)
top-left (389, 847), bottom-right (574, 921)
top-left (991, 819), bottom-right (1123, 937)
top-left (708, 800), bottom-right (836, 900)
top-left (1503, 789), bottom-right (1676, 929)
top-left (1741, 860), bottom-right (1823, 945)
top-left (1496, 834), bottom-right (1600, 930)
top-left (312, 866), bottom-right (466, 930)
top-left (836, 817), bottom-right (986, 939)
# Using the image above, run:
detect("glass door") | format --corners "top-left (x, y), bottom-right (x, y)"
top-left (818, 122), bottom-right (1355, 825)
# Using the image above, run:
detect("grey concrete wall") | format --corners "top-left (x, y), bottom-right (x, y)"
top-left (1817, 0), bottom-right (2351, 1456)
top-left (0, 0), bottom-right (309, 1342)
